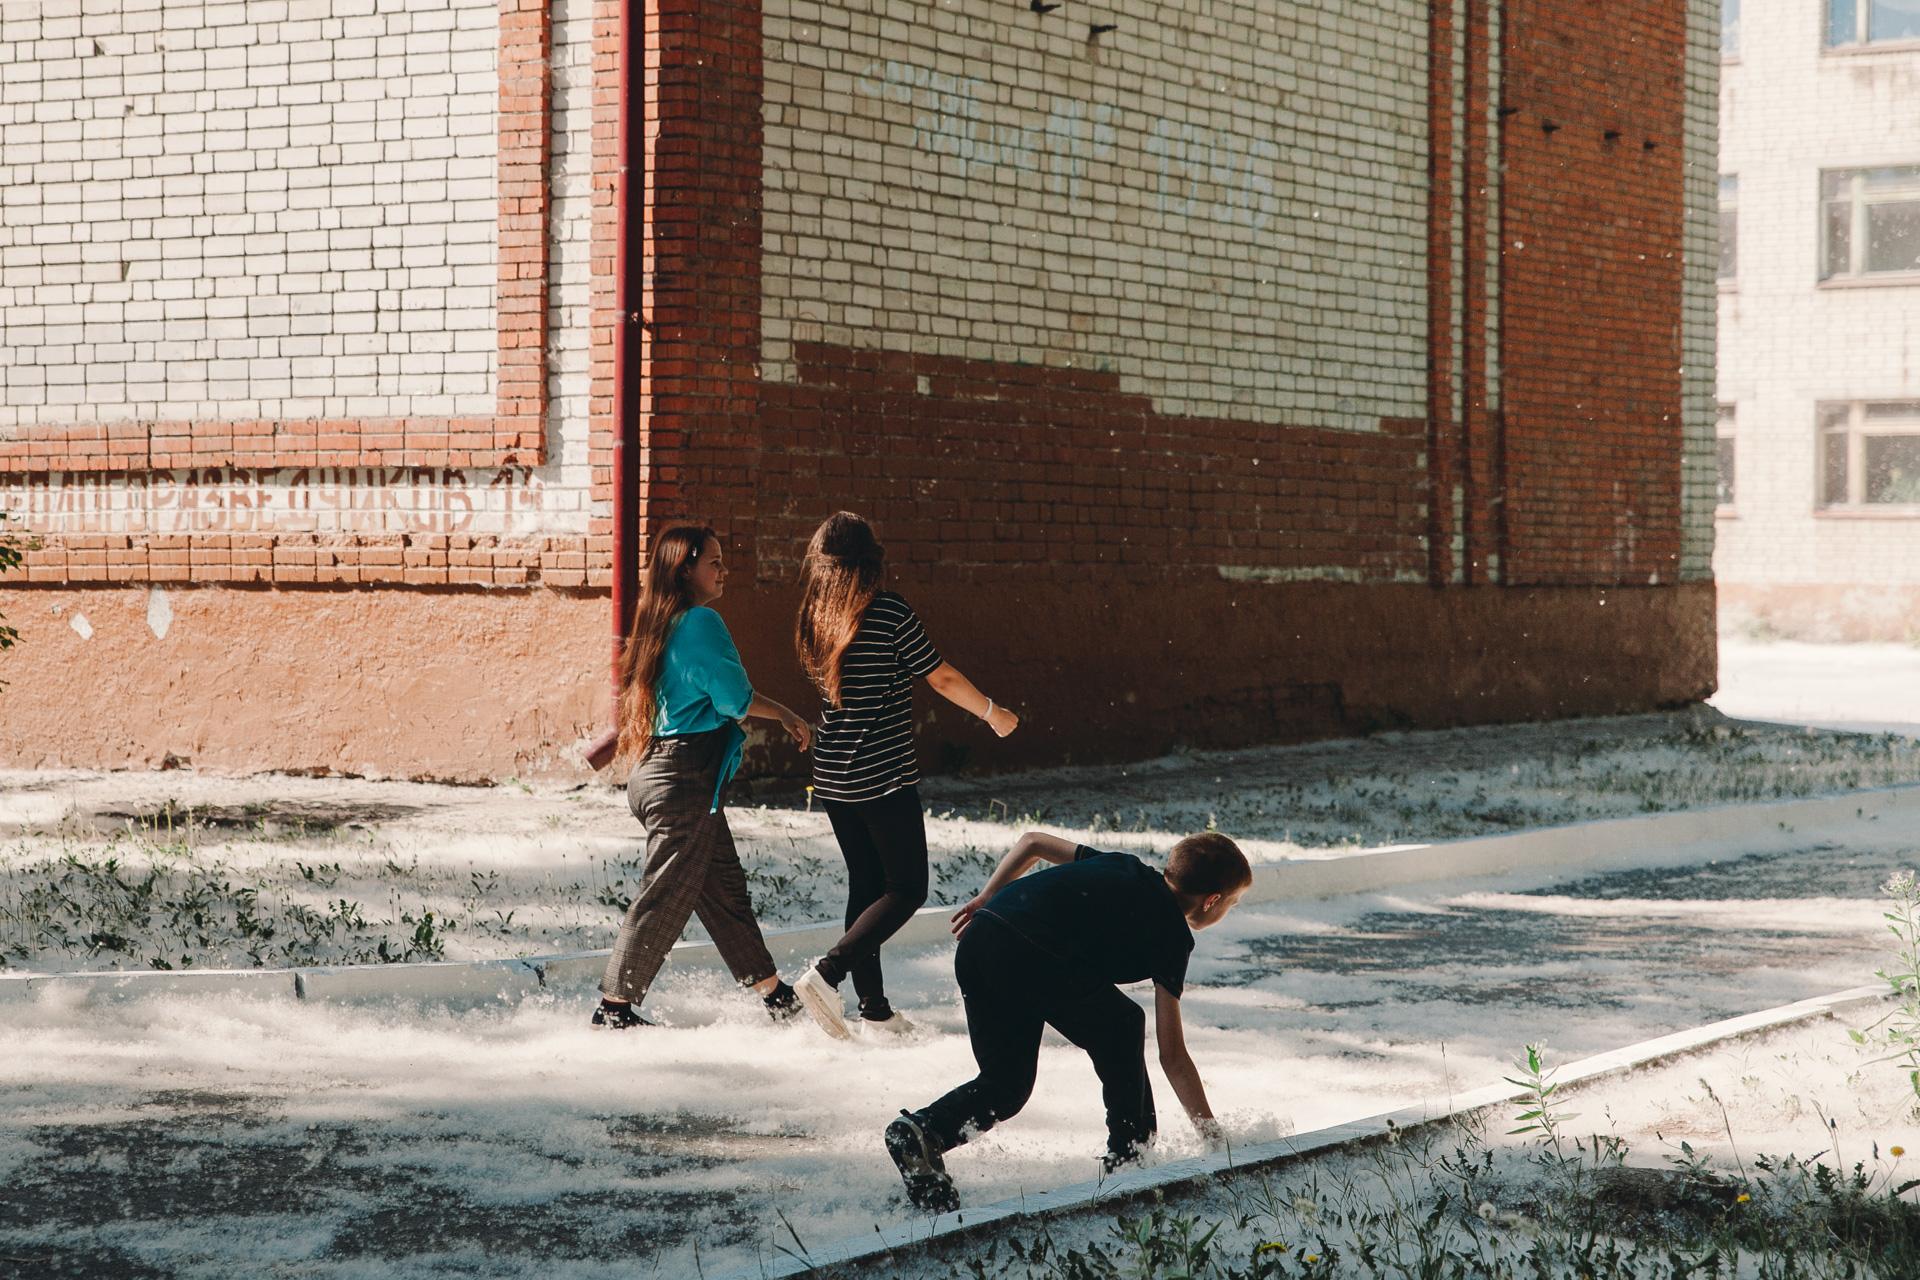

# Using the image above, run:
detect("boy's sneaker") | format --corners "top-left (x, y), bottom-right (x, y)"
top-left (792, 967), bottom-right (853, 1041)
top-left (884, 1111), bottom-right (959, 1214)
top-left (860, 1009), bottom-right (918, 1038)
top-left (1099, 1144), bottom-right (1146, 1178)
top-left (591, 999), bottom-right (654, 1030)
top-left (762, 980), bottom-right (802, 1022)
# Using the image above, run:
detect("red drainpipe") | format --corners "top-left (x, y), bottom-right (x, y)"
top-left (588, 0), bottom-right (642, 772)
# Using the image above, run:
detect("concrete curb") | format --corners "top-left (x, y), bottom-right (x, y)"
top-left (1238, 780), bottom-right (1920, 906)
top-left (0, 966), bottom-right (299, 1003)
top-left (532, 913), bottom-right (904, 991)
top-left (714, 983), bottom-right (1889, 1280)
top-left (294, 957), bottom-right (543, 1003)
top-left (5, 784), bottom-right (1916, 1005)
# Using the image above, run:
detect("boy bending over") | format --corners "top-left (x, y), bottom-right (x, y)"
top-left (884, 830), bottom-right (1252, 1212)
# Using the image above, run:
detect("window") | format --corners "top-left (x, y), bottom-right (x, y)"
top-left (1821, 167), bottom-right (1920, 280)
top-left (1828, 0), bottom-right (1920, 47)
top-left (1724, 0), bottom-right (1741, 55)
top-left (1717, 405), bottom-right (1737, 507)
top-left (1719, 176), bottom-right (1738, 281)
top-left (1819, 402), bottom-right (1920, 507)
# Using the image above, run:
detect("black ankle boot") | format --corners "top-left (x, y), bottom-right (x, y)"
top-left (763, 980), bottom-right (801, 1021)
top-left (591, 998), bottom-right (654, 1030)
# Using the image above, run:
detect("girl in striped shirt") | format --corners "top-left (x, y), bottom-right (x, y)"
top-left (789, 512), bottom-right (1019, 1039)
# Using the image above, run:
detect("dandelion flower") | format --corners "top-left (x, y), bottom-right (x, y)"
top-left (1476, 1201), bottom-right (1496, 1222)
top-left (1305, 1255), bottom-right (1320, 1264)
top-left (1894, 1145), bottom-right (1907, 1157)
top-left (1736, 1193), bottom-right (1750, 1203)
top-left (1256, 1242), bottom-right (1289, 1255)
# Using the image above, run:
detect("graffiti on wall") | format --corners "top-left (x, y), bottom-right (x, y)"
top-left (0, 467), bottom-right (552, 536)
top-left (854, 60), bottom-right (1282, 230)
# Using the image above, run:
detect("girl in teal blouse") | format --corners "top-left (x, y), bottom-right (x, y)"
top-left (651, 603), bottom-right (758, 813)
top-left (595, 525), bottom-right (813, 1029)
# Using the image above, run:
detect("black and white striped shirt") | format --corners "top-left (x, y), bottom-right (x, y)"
top-left (809, 591), bottom-right (944, 803)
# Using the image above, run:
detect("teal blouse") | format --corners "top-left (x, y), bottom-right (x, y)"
top-left (653, 606), bottom-right (754, 812)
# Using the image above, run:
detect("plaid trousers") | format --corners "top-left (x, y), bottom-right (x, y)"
top-left (601, 728), bottom-right (778, 1003)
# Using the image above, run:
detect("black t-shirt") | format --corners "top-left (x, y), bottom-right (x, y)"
top-left (978, 845), bottom-right (1194, 998)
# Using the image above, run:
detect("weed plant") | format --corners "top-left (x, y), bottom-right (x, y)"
top-left (1852, 870), bottom-right (1920, 1101)
top-left (0, 829), bottom-right (455, 970)
top-left (1066, 722), bottom-right (1920, 849)
top-left (959, 1077), bottom-right (1920, 1280)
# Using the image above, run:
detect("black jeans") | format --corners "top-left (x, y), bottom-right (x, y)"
top-left (816, 786), bottom-right (929, 1009)
top-left (918, 914), bottom-right (1156, 1161)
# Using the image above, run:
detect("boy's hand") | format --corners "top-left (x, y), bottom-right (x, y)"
top-left (950, 893), bottom-right (990, 936)
top-left (1195, 1117), bottom-right (1227, 1151)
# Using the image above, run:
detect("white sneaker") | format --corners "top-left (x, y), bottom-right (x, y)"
top-left (860, 1009), bottom-right (918, 1038)
top-left (793, 967), bottom-right (853, 1041)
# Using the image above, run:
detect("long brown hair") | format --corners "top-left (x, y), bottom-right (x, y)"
top-left (795, 512), bottom-right (885, 707)
top-left (616, 524), bottom-right (716, 764)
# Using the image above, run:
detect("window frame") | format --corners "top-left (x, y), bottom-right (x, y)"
top-left (1825, 0), bottom-right (1920, 52)
top-left (1818, 164), bottom-right (1920, 285)
top-left (1815, 400), bottom-right (1920, 514)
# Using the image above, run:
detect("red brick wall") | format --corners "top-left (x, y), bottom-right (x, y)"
top-left (12, 528), bottom-right (589, 588)
top-left (637, 0), bottom-right (1698, 594)
top-left (0, 0), bottom-right (1717, 776)
top-left (754, 345), bottom-right (1428, 585)
top-left (603, 0), bottom-right (1714, 772)
top-left (624, 0), bottom-right (767, 575)
top-left (1496, 0), bottom-right (1689, 586)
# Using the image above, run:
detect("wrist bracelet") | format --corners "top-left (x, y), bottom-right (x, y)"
top-left (982, 698), bottom-right (996, 721)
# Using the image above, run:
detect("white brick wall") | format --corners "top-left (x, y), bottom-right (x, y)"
top-left (760, 0), bottom-right (1431, 431)
top-left (1716, 0), bottom-right (1920, 591)
top-left (1680, 0), bottom-right (1721, 583)
top-left (540, 0), bottom-right (597, 531)
top-left (0, 0), bottom-right (599, 541)
top-left (0, 0), bottom-right (499, 428)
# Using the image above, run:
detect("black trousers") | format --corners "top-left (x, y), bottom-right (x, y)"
top-left (817, 786), bottom-right (929, 1007)
top-left (918, 914), bottom-right (1156, 1160)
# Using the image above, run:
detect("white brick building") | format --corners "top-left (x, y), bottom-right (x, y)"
top-left (0, 0), bottom-right (601, 546)
top-left (1716, 0), bottom-right (1920, 639)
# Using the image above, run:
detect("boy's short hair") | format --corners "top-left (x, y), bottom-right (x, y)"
top-left (1165, 832), bottom-right (1252, 897)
